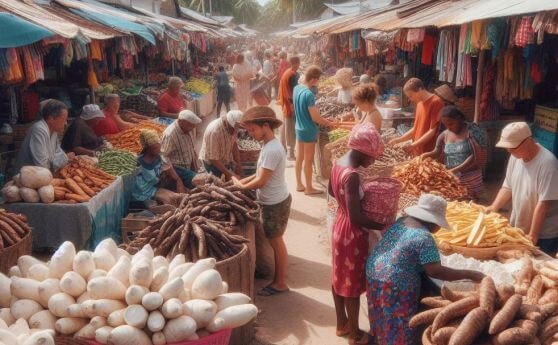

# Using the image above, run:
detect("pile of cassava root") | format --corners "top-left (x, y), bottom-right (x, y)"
top-left (0, 209), bottom-right (31, 250)
top-left (413, 273), bottom-right (558, 345)
top-left (121, 176), bottom-right (258, 261)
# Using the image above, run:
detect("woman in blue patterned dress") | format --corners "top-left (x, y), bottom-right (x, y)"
top-left (365, 194), bottom-right (484, 345)
top-left (422, 106), bottom-right (488, 200)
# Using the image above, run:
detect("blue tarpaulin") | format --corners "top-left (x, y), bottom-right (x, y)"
top-left (68, 7), bottom-right (155, 44)
top-left (0, 13), bottom-right (54, 48)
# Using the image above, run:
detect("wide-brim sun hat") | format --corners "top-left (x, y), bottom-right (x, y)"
top-left (404, 193), bottom-right (450, 229)
top-left (241, 106), bottom-right (283, 129)
top-left (434, 84), bottom-right (458, 104)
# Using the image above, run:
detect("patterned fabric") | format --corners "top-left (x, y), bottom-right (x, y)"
top-left (161, 121), bottom-right (199, 172)
top-left (515, 16), bottom-right (535, 47)
top-left (367, 280), bottom-right (419, 345)
top-left (366, 219), bottom-right (440, 291)
top-left (444, 139), bottom-right (472, 169)
top-left (330, 164), bottom-right (369, 298)
top-left (348, 123), bottom-right (384, 159)
top-left (199, 118), bottom-right (235, 164)
top-left (132, 155), bottom-right (162, 202)
top-left (458, 169), bottom-right (484, 197)
top-left (261, 194), bottom-right (292, 238)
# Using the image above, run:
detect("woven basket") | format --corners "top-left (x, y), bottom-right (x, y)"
top-left (85, 329), bottom-right (232, 345)
top-left (361, 178), bottom-right (403, 225)
top-left (238, 149), bottom-right (260, 164)
top-left (438, 242), bottom-right (539, 261)
top-left (55, 336), bottom-right (90, 345)
top-left (0, 230), bottom-right (32, 274)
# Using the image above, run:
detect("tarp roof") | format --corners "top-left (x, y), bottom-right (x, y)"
top-left (130, 5), bottom-right (209, 33)
top-left (211, 15), bottom-right (234, 25)
top-left (0, 11), bottom-right (53, 47)
top-left (304, 0), bottom-right (558, 35)
top-left (55, 0), bottom-right (157, 43)
top-left (179, 6), bottom-right (222, 27)
top-left (0, 0), bottom-right (81, 38)
top-left (323, 0), bottom-right (393, 15)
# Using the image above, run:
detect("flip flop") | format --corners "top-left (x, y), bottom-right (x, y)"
top-left (296, 187), bottom-right (306, 192)
top-left (257, 286), bottom-right (289, 297)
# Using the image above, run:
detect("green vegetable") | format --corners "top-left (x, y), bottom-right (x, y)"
top-left (328, 129), bottom-right (350, 142)
top-left (98, 150), bottom-right (137, 176)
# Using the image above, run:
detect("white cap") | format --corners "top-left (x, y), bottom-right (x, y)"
top-left (404, 194), bottom-right (450, 229)
top-left (225, 110), bottom-right (243, 127)
top-left (496, 122), bottom-right (532, 149)
top-left (81, 104), bottom-right (104, 121)
top-left (178, 110), bottom-right (202, 124)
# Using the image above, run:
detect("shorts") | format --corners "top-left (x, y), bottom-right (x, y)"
top-left (261, 194), bottom-right (292, 238)
top-left (538, 237), bottom-right (558, 256)
top-left (295, 129), bottom-right (318, 143)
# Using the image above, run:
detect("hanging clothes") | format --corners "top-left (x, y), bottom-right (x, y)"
top-left (90, 40), bottom-right (102, 61)
top-left (436, 29), bottom-right (457, 82)
top-left (515, 16), bottom-right (535, 47)
top-left (407, 28), bottom-right (425, 43)
top-left (421, 34), bottom-right (436, 66)
top-left (487, 18), bottom-right (507, 59)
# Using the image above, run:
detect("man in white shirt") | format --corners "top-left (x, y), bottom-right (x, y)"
top-left (487, 122), bottom-right (558, 254)
top-left (233, 106), bottom-right (291, 296)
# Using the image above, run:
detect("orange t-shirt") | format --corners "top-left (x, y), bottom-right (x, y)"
top-left (158, 91), bottom-right (185, 115)
top-left (412, 94), bottom-right (444, 155)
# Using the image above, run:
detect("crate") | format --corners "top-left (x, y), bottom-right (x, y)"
top-left (534, 105), bottom-right (558, 133)
top-left (533, 126), bottom-right (558, 157)
top-left (120, 215), bottom-right (152, 243)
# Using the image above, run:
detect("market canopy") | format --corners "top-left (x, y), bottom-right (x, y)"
top-left (0, 12), bottom-right (54, 48)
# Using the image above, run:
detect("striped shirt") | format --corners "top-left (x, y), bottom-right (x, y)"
top-left (161, 121), bottom-right (199, 171)
top-left (199, 118), bottom-right (235, 164)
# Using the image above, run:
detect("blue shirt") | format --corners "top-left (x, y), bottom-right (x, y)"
top-left (293, 85), bottom-right (318, 142)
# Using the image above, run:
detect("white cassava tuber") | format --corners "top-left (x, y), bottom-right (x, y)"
top-left (72, 251), bottom-right (96, 279)
top-left (48, 293), bottom-right (75, 317)
top-left (142, 292), bottom-right (163, 311)
top-left (163, 315), bottom-right (197, 343)
top-left (55, 317), bottom-right (88, 335)
top-left (125, 285), bottom-right (149, 306)
top-left (161, 299), bottom-right (183, 319)
top-left (124, 304), bottom-right (148, 328)
top-left (60, 271), bottom-right (87, 297)
top-left (108, 325), bottom-right (151, 345)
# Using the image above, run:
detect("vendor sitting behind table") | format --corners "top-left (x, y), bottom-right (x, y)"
top-left (389, 78), bottom-right (444, 156)
top-left (486, 122), bottom-right (558, 255)
top-left (15, 99), bottom-right (74, 172)
top-left (132, 130), bottom-right (187, 207)
top-left (161, 110), bottom-right (202, 190)
top-left (94, 94), bottom-right (137, 136)
top-left (158, 77), bottom-right (186, 119)
top-left (199, 110), bottom-right (243, 179)
top-left (62, 104), bottom-right (107, 157)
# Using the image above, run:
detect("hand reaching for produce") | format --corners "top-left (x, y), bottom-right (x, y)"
top-left (66, 152), bottom-right (76, 160)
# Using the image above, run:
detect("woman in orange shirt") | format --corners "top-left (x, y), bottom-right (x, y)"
top-left (158, 77), bottom-right (186, 119)
top-left (389, 78), bottom-right (444, 155)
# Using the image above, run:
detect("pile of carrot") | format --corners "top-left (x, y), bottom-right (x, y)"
top-left (0, 209), bottom-right (31, 250)
top-left (53, 157), bottom-right (116, 203)
top-left (105, 121), bottom-right (166, 153)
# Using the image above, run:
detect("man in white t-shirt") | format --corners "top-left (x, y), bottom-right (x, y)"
top-left (233, 106), bottom-right (291, 296)
top-left (487, 122), bottom-right (558, 254)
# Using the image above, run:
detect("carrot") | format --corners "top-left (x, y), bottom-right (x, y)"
top-left (448, 307), bottom-right (489, 345)
top-left (489, 294), bottom-right (523, 334)
top-left (409, 307), bottom-right (443, 328)
top-left (84, 179), bottom-right (94, 187)
top-left (479, 277), bottom-right (497, 317)
top-left (432, 296), bottom-right (479, 333)
top-left (73, 168), bottom-right (86, 179)
top-left (54, 188), bottom-right (66, 201)
top-left (55, 200), bottom-right (78, 204)
top-left (51, 178), bottom-right (66, 187)
top-left (65, 193), bottom-right (90, 203)
top-left (59, 168), bottom-right (70, 179)
top-left (77, 182), bottom-right (96, 197)
top-left (65, 178), bottom-right (87, 197)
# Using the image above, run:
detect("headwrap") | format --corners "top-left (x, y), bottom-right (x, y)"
top-left (178, 110), bottom-right (202, 124)
top-left (139, 129), bottom-right (161, 150)
top-left (225, 110), bottom-right (243, 128)
top-left (348, 123), bottom-right (384, 159)
top-left (80, 104), bottom-right (104, 121)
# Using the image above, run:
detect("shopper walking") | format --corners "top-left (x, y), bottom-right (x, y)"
top-left (233, 106), bottom-right (291, 297)
top-left (293, 65), bottom-right (337, 194)
top-left (232, 54), bottom-right (255, 112)
top-left (215, 66), bottom-right (231, 116)
top-left (329, 123), bottom-right (385, 345)
top-left (277, 56), bottom-right (301, 160)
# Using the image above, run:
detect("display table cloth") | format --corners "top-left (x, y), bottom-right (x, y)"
top-left (4, 174), bottom-right (134, 251)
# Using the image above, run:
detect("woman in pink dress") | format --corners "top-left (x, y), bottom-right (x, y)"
top-left (232, 54), bottom-right (255, 112)
top-left (328, 123), bottom-right (386, 345)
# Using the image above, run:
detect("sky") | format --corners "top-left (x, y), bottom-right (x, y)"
top-left (257, 0), bottom-right (271, 5)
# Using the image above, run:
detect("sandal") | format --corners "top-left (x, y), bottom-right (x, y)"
top-left (257, 285), bottom-right (290, 297)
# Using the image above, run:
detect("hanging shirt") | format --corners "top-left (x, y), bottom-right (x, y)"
top-left (15, 119), bottom-right (68, 172)
top-left (502, 145), bottom-right (558, 239)
top-left (412, 94), bottom-right (444, 155)
top-left (421, 35), bottom-right (436, 65)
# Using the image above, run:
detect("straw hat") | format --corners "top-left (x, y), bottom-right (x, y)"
top-left (434, 84), bottom-right (458, 104)
top-left (242, 106), bottom-right (283, 129)
top-left (404, 194), bottom-right (450, 229)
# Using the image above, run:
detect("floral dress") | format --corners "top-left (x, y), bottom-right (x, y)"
top-left (330, 163), bottom-right (368, 298)
top-left (132, 155), bottom-right (163, 202)
top-left (365, 218), bottom-right (440, 345)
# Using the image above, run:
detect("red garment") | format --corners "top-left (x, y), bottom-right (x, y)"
top-left (515, 16), bottom-right (535, 47)
top-left (412, 94), bottom-right (444, 155)
top-left (277, 59), bottom-right (289, 81)
top-left (94, 110), bottom-right (120, 136)
top-left (421, 35), bottom-right (436, 65)
top-left (330, 164), bottom-right (369, 298)
top-left (277, 68), bottom-right (297, 118)
top-left (158, 91), bottom-right (185, 115)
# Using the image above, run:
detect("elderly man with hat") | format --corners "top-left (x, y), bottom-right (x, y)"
top-left (62, 104), bottom-right (107, 157)
top-left (487, 122), bottom-right (558, 254)
top-left (199, 110), bottom-right (243, 179)
top-left (161, 110), bottom-right (202, 189)
top-left (366, 194), bottom-right (485, 344)
top-left (233, 106), bottom-right (291, 297)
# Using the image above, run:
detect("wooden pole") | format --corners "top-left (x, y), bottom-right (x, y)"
top-left (473, 49), bottom-right (486, 123)
top-left (171, 59), bottom-right (176, 76)
top-left (87, 49), bottom-right (96, 105)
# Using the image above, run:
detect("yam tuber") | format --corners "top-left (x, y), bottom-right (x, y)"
top-left (420, 296), bottom-right (452, 308)
top-left (489, 294), bottom-right (523, 334)
top-left (441, 285), bottom-right (476, 302)
top-left (409, 307), bottom-right (443, 328)
top-left (479, 276), bottom-right (497, 317)
top-left (526, 275), bottom-right (544, 305)
top-left (493, 327), bottom-right (534, 345)
top-left (448, 307), bottom-right (489, 345)
top-left (432, 326), bottom-right (457, 345)
top-left (539, 289), bottom-right (558, 305)
top-left (432, 295), bottom-right (479, 333)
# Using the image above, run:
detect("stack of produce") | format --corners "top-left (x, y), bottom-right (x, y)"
top-left (393, 157), bottom-right (468, 200)
top-left (318, 77), bottom-right (336, 95)
top-left (328, 129), bottom-right (350, 142)
top-left (98, 150), bottom-right (137, 176)
top-left (0, 209), bottom-right (31, 250)
top-left (105, 121), bottom-right (166, 154)
top-left (2, 166), bottom-right (56, 204)
top-left (237, 138), bottom-right (262, 152)
top-left (315, 98), bottom-right (353, 120)
top-left (184, 78), bottom-right (212, 95)
top-left (411, 276), bottom-right (558, 344)
top-left (434, 201), bottom-right (535, 254)
top-left (0, 239), bottom-right (258, 345)
top-left (121, 176), bottom-right (258, 261)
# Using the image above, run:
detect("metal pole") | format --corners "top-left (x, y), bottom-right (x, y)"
top-left (474, 49), bottom-right (486, 123)
top-left (209, 0), bottom-right (212, 15)
top-left (292, 0), bottom-right (296, 24)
